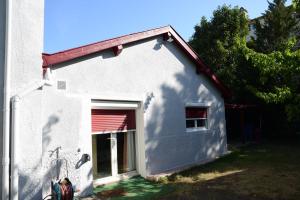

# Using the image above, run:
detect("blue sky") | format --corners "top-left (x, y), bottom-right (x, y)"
top-left (44, 0), bottom-right (292, 53)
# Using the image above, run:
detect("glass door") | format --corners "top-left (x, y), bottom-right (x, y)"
top-left (117, 131), bottom-right (136, 174)
top-left (92, 131), bottom-right (136, 180)
top-left (92, 133), bottom-right (112, 179)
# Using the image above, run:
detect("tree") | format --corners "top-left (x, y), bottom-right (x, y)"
top-left (252, 0), bottom-right (297, 53)
top-left (293, 0), bottom-right (300, 14)
top-left (190, 2), bottom-right (300, 131)
top-left (189, 5), bottom-right (248, 71)
top-left (247, 0), bottom-right (300, 125)
top-left (241, 42), bottom-right (300, 126)
top-left (293, 0), bottom-right (300, 38)
top-left (189, 5), bottom-right (254, 102)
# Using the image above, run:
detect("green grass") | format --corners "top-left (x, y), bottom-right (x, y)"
top-left (161, 140), bottom-right (300, 200)
top-left (93, 176), bottom-right (174, 200)
top-left (93, 140), bottom-right (300, 200)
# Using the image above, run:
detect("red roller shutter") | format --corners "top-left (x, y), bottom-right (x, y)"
top-left (91, 109), bottom-right (136, 133)
top-left (185, 107), bottom-right (207, 118)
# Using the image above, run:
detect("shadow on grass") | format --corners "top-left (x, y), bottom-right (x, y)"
top-left (92, 141), bottom-right (300, 200)
top-left (161, 142), bottom-right (300, 200)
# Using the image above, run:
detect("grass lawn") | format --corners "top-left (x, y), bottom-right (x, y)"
top-left (92, 176), bottom-right (174, 200)
top-left (160, 139), bottom-right (300, 200)
top-left (92, 139), bottom-right (300, 200)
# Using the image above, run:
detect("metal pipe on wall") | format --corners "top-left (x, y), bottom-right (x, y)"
top-left (10, 78), bottom-right (53, 200)
top-left (10, 96), bottom-right (20, 200)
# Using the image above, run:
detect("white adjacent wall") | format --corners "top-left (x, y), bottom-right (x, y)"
top-left (0, 1), bottom-right (6, 197)
top-left (9, 0), bottom-right (44, 94)
top-left (1, 0), bottom-right (44, 199)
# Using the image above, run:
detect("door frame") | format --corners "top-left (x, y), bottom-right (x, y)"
top-left (91, 100), bottom-right (146, 185)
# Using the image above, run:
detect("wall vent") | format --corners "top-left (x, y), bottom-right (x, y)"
top-left (57, 80), bottom-right (67, 90)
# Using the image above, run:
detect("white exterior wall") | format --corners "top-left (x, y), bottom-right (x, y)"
top-left (41, 88), bottom-right (93, 197)
top-left (18, 90), bottom-right (44, 199)
top-left (247, 23), bottom-right (256, 41)
top-left (0, 1), bottom-right (6, 197)
top-left (38, 37), bottom-right (227, 197)
top-left (1, 0), bottom-right (45, 199)
top-left (9, 0), bottom-right (44, 95)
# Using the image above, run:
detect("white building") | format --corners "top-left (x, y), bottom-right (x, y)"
top-left (1, 1), bottom-right (229, 199)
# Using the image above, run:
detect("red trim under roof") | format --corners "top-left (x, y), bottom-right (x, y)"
top-left (42, 25), bottom-right (231, 98)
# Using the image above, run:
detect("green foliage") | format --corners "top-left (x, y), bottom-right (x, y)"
top-left (189, 5), bottom-right (249, 71)
top-left (242, 43), bottom-right (300, 125)
top-left (189, 2), bottom-right (300, 126)
top-left (293, 0), bottom-right (300, 12)
top-left (189, 5), bottom-right (253, 102)
top-left (251, 0), bottom-right (298, 53)
top-left (293, 0), bottom-right (300, 43)
top-left (241, 43), bottom-right (300, 105)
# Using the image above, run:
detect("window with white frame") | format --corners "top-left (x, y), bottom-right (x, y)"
top-left (185, 107), bottom-right (208, 130)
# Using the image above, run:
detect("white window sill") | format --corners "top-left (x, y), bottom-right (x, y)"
top-left (186, 128), bottom-right (211, 133)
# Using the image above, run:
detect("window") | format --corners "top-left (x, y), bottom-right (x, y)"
top-left (185, 107), bottom-right (208, 130)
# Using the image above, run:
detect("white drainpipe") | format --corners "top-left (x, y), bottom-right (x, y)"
top-left (10, 95), bottom-right (20, 200)
top-left (2, 1), bottom-right (50, 198)
top-left (2, 0), bottom-right (12, 199)
top-left (10, 71), bottom-right (53, 200)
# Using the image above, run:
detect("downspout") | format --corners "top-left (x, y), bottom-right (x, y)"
top-left (2, 0), bottom-right (12, 199)
top-left (10, 96), bottom-right (20, 200)
top-left (10, 70), bottom-right (53, 200)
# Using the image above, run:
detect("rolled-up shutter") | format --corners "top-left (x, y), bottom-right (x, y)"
top-left (91, 109), bottom-right (136, 133)
top-left (185, 107), bottom-right (207, 118)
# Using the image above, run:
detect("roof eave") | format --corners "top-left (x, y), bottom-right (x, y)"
top-left (42, 25), bottom-right (231, 98)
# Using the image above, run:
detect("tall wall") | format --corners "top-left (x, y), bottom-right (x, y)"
top-left (6, 0), bottom-right (45, 199)
top-left (0, 0), bottom-right (6, 197)
top-left (9, 0), bottom-right (44, 94)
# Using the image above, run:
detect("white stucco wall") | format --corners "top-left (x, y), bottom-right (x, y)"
top-left (40, 88), bottom-right (93, 197)
top-left (0, 0), bottom-right (6, 197)
top-left (37, 36), bottom-right (227, 197)
top-left (9, 0), bottom-right (44, 95)
top-left (3, 1), bottom-right (45, 199)
top-left (18, 90), bottom-right (43, 199)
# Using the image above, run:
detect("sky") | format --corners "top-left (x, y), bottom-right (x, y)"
top-left (44, 0), bottom-right (292, 53)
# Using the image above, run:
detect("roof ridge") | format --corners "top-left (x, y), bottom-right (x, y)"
top-left (42, 25), bottom-right (231, 98)
top-left (43, 25), bottom-right (171, 56)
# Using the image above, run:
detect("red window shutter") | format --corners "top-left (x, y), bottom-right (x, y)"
top-left (91, 109), bottom-right (136, 133)
top-left (185, 107), bottom-right (207, 118)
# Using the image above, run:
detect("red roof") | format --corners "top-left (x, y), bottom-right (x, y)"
top-left (42, 25), bottom-right (231, 98)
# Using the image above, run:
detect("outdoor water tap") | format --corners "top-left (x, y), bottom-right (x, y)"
top-left (82, 153), bottom-right (90, 162)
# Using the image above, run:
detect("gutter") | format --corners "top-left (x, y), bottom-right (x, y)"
top-left (2, 0), bottom-right (12, 199)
